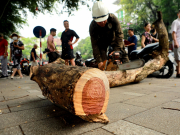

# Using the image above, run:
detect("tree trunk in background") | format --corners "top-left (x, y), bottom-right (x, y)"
top-left (30, 58), bottom-right (109, 123)
top-left (105, 11), bottom-right (169, 87)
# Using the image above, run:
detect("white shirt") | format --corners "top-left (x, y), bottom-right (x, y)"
top-left (171, 18), bottom-right (180, 46)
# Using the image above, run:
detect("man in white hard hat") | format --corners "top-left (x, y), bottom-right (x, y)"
top-left (89, 1), bottom-right (129, 70)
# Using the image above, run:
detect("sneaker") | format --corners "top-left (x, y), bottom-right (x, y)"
top-left (11, 76), bottom-right (14, 79)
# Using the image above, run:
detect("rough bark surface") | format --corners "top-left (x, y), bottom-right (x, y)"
top-left (105, 11), bottom-right (169, 87)
top-left (30, 58), bottom-right (109, 123)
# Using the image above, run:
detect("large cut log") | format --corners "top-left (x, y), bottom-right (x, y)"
top-left (105, 11), bottom-right (169, 87)
top-left (30, 58), bottom-right (109, 123)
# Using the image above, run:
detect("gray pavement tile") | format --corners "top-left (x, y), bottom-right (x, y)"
top-left (123, 92), bottom-right (145, 96)
top-left (27, 90), bottom-right (40, 93)
top-left (172, 98), bottom-right (180, 103)
top-left (37, 95), bottom-right (47, 99)
top-left (0, 105), bottom-right (66, 129)
top-left (81, 128), bottom-right (113, 135)
top-left (9, 99), bottom-right (52, 112)
top-left (123, 91), bottom-right (180, 108)
top-left (105, 103), bottom-right (146, 123)
top-left (21, 86), bottom-right (31, 90)
top-left (0, 126), bottom-right (22, 135)
top-left (109, 94), bottom-right (136, 104)
top-left (125, 102), bottom-right (180, 135)
top-left (21, 114), bottom-right (104, 135)
top-left (102, 120), bottom-right (164, 135)
top-left (0, 95), bottom-right (42, 107)
top-left (0, 97), bottom-right (4, 102)
top-left (0, 105), bottom-right (10, 114)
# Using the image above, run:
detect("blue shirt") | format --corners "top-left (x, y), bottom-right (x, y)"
top-left (127, 35), bottom-right (137, 56)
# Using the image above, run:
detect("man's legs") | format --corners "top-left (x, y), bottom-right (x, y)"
top-left (174, 47), bottom-right (180, 77)
top-left (70, 59), bottom-right (75, 66)
top-left (0, 55), bottom-right (8, 77)
top-left (176, 60), bottom-right (180, 75)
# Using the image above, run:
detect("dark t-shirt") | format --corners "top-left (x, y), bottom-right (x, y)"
top-left (61, 29), bottom-right (79, 51)
top-left (30, 48), bottom-right (37, 61)
top-left (127, 35), bottom-right (137, 56)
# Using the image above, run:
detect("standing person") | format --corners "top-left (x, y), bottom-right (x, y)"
top-left (141, 23), bottom-right (159, 48)
top-left (125, 28), bottom-right (137, 57)
top-left (9, 33), bottom-right (24, 79)
top-left (47, 28), bottom-right (60, 63)
top-left (171, 10), bottom-right (180, 77)
top-left (30, 44), bottom-right (40, 66)
top-left (61, 20), bottom-right (79, 66)
top-left (89, 1), bottom-right (129, 70)
top-left (0, 33), bottom-right (8, 78)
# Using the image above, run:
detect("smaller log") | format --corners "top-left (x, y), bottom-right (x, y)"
top-left (30, 59), bottom-right (110, 123)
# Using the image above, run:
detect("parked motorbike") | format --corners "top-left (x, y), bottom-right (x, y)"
top-left (130, 42), bottom-right (176, 78)
top-left (20, 58), bottom-right (30, 75)
top-left (75, 51), bottom-right (84, 66)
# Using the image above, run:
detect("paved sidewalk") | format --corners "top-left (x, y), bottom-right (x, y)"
top-left (0, 75), bottom-right (180, 135)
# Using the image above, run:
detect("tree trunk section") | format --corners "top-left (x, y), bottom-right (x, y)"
top-left (30, 59), bottom-right (109, 123)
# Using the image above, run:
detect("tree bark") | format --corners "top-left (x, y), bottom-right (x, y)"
top-left (105, 11), bottom-right (169, 87)
top-left (30, 58), bottom-right (109, 123)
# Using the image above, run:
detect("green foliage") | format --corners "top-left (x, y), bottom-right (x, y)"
top-left (73, 36), bottom-right (93, 60)
top-left (115, 0), bottom-right (180, 40)
top-left (0, 0), bottom-right (98, 39)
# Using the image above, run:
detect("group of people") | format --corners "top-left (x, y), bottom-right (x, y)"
top-left (0, 33), bottom-right (25, 79)
top-left (46, 20), bottom-right (79, 66)
top-left (1, 1), bottom-right (180, 78)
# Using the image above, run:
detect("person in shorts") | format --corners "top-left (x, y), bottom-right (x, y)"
top-left (30, 44), bottom-right (40, 66)
top-left (171, 10), bottom-right (180, 77)
top-left (61, 20), bottom-right (79, 66)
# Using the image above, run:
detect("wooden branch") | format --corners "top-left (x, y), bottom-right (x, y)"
top-left (105, 11), bottom-right (169, 87)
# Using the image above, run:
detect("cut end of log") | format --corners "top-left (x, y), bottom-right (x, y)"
top-left (82, 77), bottom-right (106, 115)
top-left (73, 68), bottom-right (109, 122)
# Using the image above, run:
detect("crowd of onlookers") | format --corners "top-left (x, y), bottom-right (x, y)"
top-left (0, 1), bottom-right (180, 78)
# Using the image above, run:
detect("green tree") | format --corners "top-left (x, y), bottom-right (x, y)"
top-left (74, 36), bottom-right (93, 60)
top-left (0, 0), bottom-right (97, 39)
top-left (115, 0), bottom-right (179, 39)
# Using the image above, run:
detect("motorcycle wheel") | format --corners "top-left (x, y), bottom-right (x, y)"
top-left (156, 60), bottom-right (174, 78)
top-left (25, 66), bottom-right (30, 75)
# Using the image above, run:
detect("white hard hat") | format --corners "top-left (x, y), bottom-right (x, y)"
top-left (92, 1), bottom-right (109, 22)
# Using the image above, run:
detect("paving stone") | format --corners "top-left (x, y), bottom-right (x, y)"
top-left (0, 105), bottom-right (66, 129)
top-left (0, 126), bottom-right (22, 135)
top-left (123, 92), bottom-right (145, 96)
top-left (9, 99), bottom-right (52, 112)
top-left (0, 105), bottom-right (10, 114)
top-left (105, 103), bottom-right (146, 123)
top-left (27, 90), bottom-right (40, 93)
top-left (0, 95), bottom-right (42, 107)
top-left (172, 98), bottom-right (180, 103)
top-left (21, 114), bottom-right (104, 135)
top-left (82, 128), bottom-right (113, 135)
top-left (102, 120), bottom-right (164, 135)
top-left (109, 94), bottom-right (137, 104)
top-left (37, 95), bottom-right (47, 99)
top-left (21, 86), bottom-right (31, 90)
top-left (123, 91), bottom-right (180, 108)
top-left (125, 102), bottom-right (180, 135)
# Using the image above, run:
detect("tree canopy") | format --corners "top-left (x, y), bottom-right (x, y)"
top-left (114, 0), bottom-right (179, 39)
top-left (0, 0), bottom-right (96, 39)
